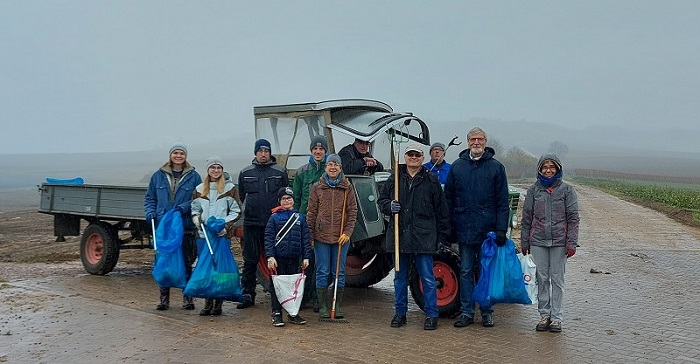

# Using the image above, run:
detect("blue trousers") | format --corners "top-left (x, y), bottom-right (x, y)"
top-left (314, 241), bottom-right (350, 288)
top-left (394, 253), bottom-right (438, 318)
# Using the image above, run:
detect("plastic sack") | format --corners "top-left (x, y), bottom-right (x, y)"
top-left (184, 217), bottom-right (242, 301)
top-left (472, 232), bottom-right (531, 307)
top-left (518, 253), bottom-right (537, 305)
top-left (272, 271), bottom-right (306, 316)
top-left (152, 209), bottom-right (187, 289)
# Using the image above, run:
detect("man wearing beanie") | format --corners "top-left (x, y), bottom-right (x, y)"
top-left (423, 142), bottom-right (451, 186)
top-left (291, 134), bottom-right (328, 312)
top-left (237, 139), bottom-right (289, 309)
top-left (338, 138), bottom-right (384, 175)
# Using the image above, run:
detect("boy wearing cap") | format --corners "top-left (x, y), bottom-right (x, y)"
top-left (264, 187), bottom-right (312, 326)
top-left (237, 139), bottom-right (289, 309)
top-left (378, 143), bottom-right (450, 330)
top-left (423, 142), bottom-right (452, 186)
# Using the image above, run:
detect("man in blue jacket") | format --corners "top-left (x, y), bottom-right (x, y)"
top-left (444, 127), bottom-right (510, 328)
top-left (237, 139), bottom-right (289, 309)
top-left (423, 142), bottom-right (451, 186)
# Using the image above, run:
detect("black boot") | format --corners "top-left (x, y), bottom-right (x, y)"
top-left (156, 288), bottom-right (170, 310)
top-left (211, 299), bottom-right (223, 316)
top-left (182, 295), bottom-right (195, 310)
top-left (317, 288), bottom-right (330, 319)
top-left (199, 299), bottom-right (213, 316)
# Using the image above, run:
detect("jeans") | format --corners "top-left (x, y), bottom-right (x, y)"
top-left (314, 241), bottom-right (350, 288)
top-left (394, 253), bottom-right (438, 318)
top-left (531, 245), bottom-right (567, 322)
top-left (459, 243), bottom-right (492, 317)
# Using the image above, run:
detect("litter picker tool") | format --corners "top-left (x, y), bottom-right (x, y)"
top-left (200, 216), bottom-right (218, 270)
top-left (428, 136), bottom-right (461, 173)
top-left (320, 189), bottom-right (350, 324)
top-left (150, 218), bottom-right (157, 251)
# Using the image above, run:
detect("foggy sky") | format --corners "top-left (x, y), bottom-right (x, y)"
top-left (1, 1), bottom-right (699, 155)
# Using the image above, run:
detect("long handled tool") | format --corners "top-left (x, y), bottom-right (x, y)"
top-left (388, 128), bottom-right (408, 272)
top-left (150, 218), bottom-right (158, 251)
top-left (321, 190), bottom-right (350, 323)
top-left (428, 136), bottom-right (462, 173)
top-left (200, 217), bottom-right (218, 270)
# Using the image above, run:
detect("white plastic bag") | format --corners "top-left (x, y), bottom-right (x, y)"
top-left (272, 271), bottom-right (306, 316)
top-left (518, 253), bottom-right (537, 305)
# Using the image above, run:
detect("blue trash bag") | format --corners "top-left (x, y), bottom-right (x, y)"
top-left (472, 232), bottom-right (531, 307)
top-left (183, 217), bottom-right (242, 301)
top-left (46, 177), bottom-right (84, 184)
top-left (151, 209), bottom-right (187, 289)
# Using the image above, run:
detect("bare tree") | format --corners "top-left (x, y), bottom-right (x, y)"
top-left (548, 141), bottom-right (569, 159)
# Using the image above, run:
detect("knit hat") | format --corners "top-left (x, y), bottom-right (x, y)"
top-left (169, 142), bottom-right (188, 156)
top-left (404, 143), bottom-right (424, 155)
top-left (277, 186), bottom-right (294, 202)
top-left (429, 142), bottom-right (446, 152)
top-left (310, 135), bottom-right (329, 152)
top-left (205, 156), bottom-right (224, 170)
top-left (254, 139), bottom-right (272, 154)
top-left (326, 153), bottom-right (342, 165)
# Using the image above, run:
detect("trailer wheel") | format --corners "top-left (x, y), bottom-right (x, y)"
top-left (345, 253), bottom-right (394, 288)
top-left (80, 223), bottom-right (120, 275)
top-left (409, 248), bottom-right (461, 318)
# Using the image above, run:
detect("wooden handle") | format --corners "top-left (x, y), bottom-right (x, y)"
top-left (394, 157), bottom-right (400, 272)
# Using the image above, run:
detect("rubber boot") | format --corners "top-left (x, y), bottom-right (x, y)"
top-left (156, 288), bottom-right (170, 310)
top-left (199, 299), bottom-right (213, 316)
top-left (317, 288), bottom-right (330, 319)
top-left (182, 295), bottom-right (195, 310)
top-left (334, 287), bottom-right (345, 319)
top-left (211, 299), bottom-right (223, 316)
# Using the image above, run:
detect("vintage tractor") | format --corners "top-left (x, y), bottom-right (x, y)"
top-left (250, 99), bottom-right (519, 317)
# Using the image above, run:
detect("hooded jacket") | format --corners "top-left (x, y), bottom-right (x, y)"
top-left (306, 175), bottom-right (358, 245)
top-left (191, 179), bottom-right (241, 238)
top-left (444, 147), bottom-right (510, 245)
top-left (144, 162), bottom-right (202, 231)
top-left (238, 155), bottom-right (289, 227)
top-left (378, 164), bottom-right (451, 254)
top-left (520, 154), bottom-right (580, 251)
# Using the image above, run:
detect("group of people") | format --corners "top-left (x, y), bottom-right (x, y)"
top-left (144, 126), bottom-right (579, 333)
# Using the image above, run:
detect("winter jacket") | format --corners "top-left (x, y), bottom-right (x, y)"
top-left (444, 147), bottom-right (510, 245)
top-left (423, 160), bottom-right (452, 185)
top-left (144, 162), bottom-right (202, 231)
top-left (264, 206), bottom-right (312, 260)
top-left (292, 159), bottom-right (326, 213)
top-left (338, 144), bottom-right (384, 175)
top-left (238, 156), bottom-right (289, 227)
top-left (520, 154), bottom-right (580, 251)
top-left (191, 180), bottom-right (241, 238)
top-left (378, 165), bottom-right (451, 254)
top-left (306, 175), bottom-right (358, 245)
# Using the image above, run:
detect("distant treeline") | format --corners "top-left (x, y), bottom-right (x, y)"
top-left (573, 169), bottom-right (700, 185)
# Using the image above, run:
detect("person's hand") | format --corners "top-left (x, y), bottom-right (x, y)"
top-left (146, 212), bottom-right (155, 223)
top-left (192, 215), bottom-right (201, 230)
top-left (217, 228), bottom-right (227, 237)
top-left (174, 205), bottom-right (184, 214)
top-left (267, 257), bottom-right (277, 270)
top-left (302, 259), bottom-right (309, 269)
top-left (495, 231), bottom-right (507, 247)
top-left (390, 200), bottom-right (401, 214)
top-left (338, 233), bottom-right (350, 245)
top-left (364, 157), bottom-right (377, 167)
top-left (521, 248), bottom-right (529, 256)
top-left (566, 247), bottom-right (576, 258)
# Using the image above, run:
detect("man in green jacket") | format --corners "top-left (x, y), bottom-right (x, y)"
top-left (292, 134), bottom-right (328, 312)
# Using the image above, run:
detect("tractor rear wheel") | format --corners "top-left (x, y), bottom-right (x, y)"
top-left (345, 252), bottom-right (394, 288)
top-left (409, 248), bottom-right (461, 318)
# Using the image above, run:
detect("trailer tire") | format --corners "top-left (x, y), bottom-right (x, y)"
top-left (80, 223), bottom-right (120, 275)
top-left (345, 253), bottom-right (394, 288)
top-left (409, 248), bottom-right (461, 318)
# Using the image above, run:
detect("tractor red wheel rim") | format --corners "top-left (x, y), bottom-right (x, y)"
top-left (420, 261), bottom-right (458, 306)
top-left (345, 254), bottom-right (376, 276)
top-left (85, 233), bottom-right (105, 265)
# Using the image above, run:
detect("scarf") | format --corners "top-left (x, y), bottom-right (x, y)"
top-left (324, 172), bottom-right (343, 188)
top-left (538, 170), bottom-right (563, 188)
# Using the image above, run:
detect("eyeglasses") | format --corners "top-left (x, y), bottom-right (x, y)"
top-left (468, 137), bottom-right (485, 143)
top-left (280, 196), bottom-right (293, 201)
top-left (406, 152), bottom-right (423, 158)
top-left (541, 166), bottom-right (557, 171)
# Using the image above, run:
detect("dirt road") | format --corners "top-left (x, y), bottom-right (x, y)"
top-left (1, 184), bottom-right (700, 363)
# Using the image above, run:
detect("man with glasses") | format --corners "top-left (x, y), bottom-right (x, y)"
top-left (338, 138), bottom-right (384, 175)
top-left (237, 139), bottom-right (289, 309)
top-left (378, 143), bottom-right (450, 330)
top-left (444, 127), bottom-right (510, 328)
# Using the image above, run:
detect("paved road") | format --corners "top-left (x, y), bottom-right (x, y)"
top-left (2, 184), bottom-right (700, 363)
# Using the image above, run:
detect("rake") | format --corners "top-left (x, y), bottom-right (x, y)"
top-left (320, 189), bottom-right (350, 324)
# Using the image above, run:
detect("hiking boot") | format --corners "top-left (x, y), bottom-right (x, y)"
top-left (390, 314), bottom-right (407, 328)
top-left (156, 289), bottom-right (170, 311)
top-left (236, 294), bottom-right (254, 309)
top-left (317, 288), bottom-right (330, 319)
top-left (549, 321), bottom-right (562, 333)
top-left (182, 295), bottom-right (195, 310)
top-left (211, 299), bottom-right (223, 316)
top-left (536, 316), bottom-right (551, 332)
top-left (288, 314), bottom-right (307, 325)
top-left (272, 313), bottom-right (284, 327)
top-left (453, 314), bottom-right (474, 327)
top-left (424, 317), bottom-right (438, 330)
top-left (199, 299), bottom-right (213, 316)
top-left (482, 313), bottom-right (494, 327)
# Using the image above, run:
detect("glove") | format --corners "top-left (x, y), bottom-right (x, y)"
top-left (521, 248), bottom-right (529, 256)
top-left (174, 205), bottom-right (184, 213)
top-left (338, 233), bottom-right (350, 245)
top-left (495, 231), bottom-right (507, 247)
top-left (192, 215), bottom-right (201, 230)
top-left (217, 228), bottom-right (227, 237)
top-left (301, 259), bottom-right (310, 269)
top-left (146, 212), bottom-right (155, 223)
top-left (390, 200), bottom-right (401, 214)
top-left (267, 257), bottom-right (277, 270)
top-left (566, 247), bottom-right (576, 258)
